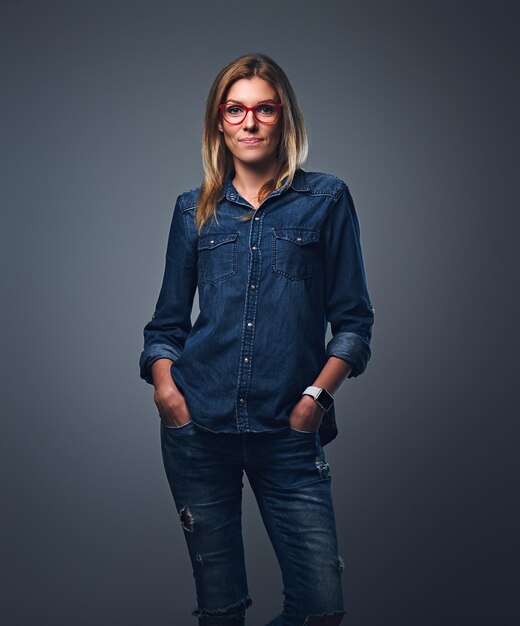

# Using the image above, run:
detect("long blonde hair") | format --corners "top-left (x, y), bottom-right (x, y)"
top-left (196, 53), bottom-right (309, 234)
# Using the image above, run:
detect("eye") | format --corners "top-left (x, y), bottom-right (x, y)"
top-left (257, 104), bottom-right (276, 114)
top-left (225, 105), bottom-right (244, 116)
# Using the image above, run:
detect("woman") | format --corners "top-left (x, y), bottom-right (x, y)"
top-left (139, 53), bottom-right (374, 626)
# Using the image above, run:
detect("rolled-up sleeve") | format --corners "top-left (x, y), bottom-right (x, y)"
top-left (139, 197), bottom-right (198, 385)
top-left (323, 183), bottom-right (375, 378)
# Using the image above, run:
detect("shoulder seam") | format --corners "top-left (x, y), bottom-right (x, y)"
top-left (304, 172), bottom-right (345, 197)
top-left (177, 187), bottom-right (198, 211)
top-left (333, 182), bottom-right (348, 202)
top-left (177, 188), bottom-right (200, 211)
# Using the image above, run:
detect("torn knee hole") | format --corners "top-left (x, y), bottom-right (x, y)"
top-left (179, 504), bottom-right (194, 532)
top-left (315, 456), bottom-right (330, 478)
top-left (192, 595), bottom-right (252, 620)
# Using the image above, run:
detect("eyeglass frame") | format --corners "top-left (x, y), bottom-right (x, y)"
top-left (218, 101), bottom-right (284, 125)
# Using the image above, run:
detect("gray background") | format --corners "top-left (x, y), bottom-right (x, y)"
top-left (1, 1), bottom-right (518, 625)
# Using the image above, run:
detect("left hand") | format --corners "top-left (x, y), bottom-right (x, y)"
top-left (289, 394), bottom-right (326, 433)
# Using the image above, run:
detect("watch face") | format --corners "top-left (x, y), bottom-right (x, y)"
top-left (316, 389), bottom-right (334, 411)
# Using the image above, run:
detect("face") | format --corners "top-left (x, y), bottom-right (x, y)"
top-left (217, 76), bottom-right (283, 167)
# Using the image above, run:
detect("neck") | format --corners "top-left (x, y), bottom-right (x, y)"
top-left (231, 160), bottom-right (277, 199)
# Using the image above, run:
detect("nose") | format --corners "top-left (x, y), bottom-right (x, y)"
top-left (243, 109), bottom-right (258, 128)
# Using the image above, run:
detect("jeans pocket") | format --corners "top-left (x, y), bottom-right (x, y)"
top-left (162, 419), bottom-right (194, 431)
top-left (289, 425), bottom-right (318, 436)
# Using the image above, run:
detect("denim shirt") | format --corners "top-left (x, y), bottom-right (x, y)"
top-left (139, 168), bottom-right (374, 446)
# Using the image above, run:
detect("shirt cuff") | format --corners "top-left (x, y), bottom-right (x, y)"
top-left (325, 331), bottom-right (371, 378)
top-left (139, 344), bottom-right (182, 385)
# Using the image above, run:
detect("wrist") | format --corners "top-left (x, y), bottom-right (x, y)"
top-left (301, 385), bottom-right (334, 412)
top-left (154, 382), bottom-right (182, 403)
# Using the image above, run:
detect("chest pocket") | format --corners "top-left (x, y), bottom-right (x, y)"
top-left (272, 228), bottom-right (320, 280)
top-left (198, 232), bottom-right (239, 284)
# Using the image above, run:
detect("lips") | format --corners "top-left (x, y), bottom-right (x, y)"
top-left (240, 138), bottom-right (262, 144)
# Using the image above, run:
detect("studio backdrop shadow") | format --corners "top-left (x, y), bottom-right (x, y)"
top-left (1, 1), bottom-right (518, 625)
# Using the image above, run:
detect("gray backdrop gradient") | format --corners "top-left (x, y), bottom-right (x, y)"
top-left (1, 1), bottom-right (518, 625)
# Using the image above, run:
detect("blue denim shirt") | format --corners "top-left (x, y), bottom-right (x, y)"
top-left (139, 168), bottom-right (374, 446)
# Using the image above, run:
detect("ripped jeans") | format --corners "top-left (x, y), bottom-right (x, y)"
top-left (160, 420), bottom-right (346, 626)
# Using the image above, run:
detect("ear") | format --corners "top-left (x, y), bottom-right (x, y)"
top-left (218, 120), bottom-right (224, 133)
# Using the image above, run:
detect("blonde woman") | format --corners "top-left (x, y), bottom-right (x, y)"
top-left (139, 53), bottom-right (374, 626)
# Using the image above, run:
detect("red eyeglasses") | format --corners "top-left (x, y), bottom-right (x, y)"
top-left (218, 101), bottom-right (283, 125)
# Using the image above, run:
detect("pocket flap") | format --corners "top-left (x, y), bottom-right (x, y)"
top-left (273, 228), bottom-right (320, 245)
top-left (198, 232), bottom-right (238, 250)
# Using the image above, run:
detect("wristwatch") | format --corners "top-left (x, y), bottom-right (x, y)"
top-left (302, 385), bottom-right (334, 412)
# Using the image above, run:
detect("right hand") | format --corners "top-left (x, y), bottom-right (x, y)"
top-left (151, 359), bottom-right (193, 427)
top-left (154, 383), bottom-right (193, 428)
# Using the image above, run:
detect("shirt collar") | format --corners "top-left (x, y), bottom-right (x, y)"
top-left (218, 168), bottom-right (309, 203)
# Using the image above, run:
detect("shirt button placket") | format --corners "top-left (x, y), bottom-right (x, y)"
top-left (236, 211), bottom-right (263, 431)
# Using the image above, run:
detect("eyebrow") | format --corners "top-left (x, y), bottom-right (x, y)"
top-left (225, 99), bottom-right (277, 105)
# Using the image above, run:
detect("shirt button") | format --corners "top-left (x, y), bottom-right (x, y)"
top-left (247, 321), bottom-right (253, 327)
top-left (251, 284), bottom-right (256, 289)
top-left (209, 239), bottom-right (214, 244)
top-left (297, 237), bottom-right (302, 241)
top-left (244, 357), bottom-right (249, 363)
top-left (252, 245), bottom-right (257, 250)
top-left (239, 397), bottom-right (245, 403)
top-left (254, 216), bottom-right (260, 220)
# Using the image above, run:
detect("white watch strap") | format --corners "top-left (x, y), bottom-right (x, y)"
top-left (302, 385), bottom-right (323, 399)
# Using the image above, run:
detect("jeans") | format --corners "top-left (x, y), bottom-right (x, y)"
top-left (160, 419), bottom-right (346, 625)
